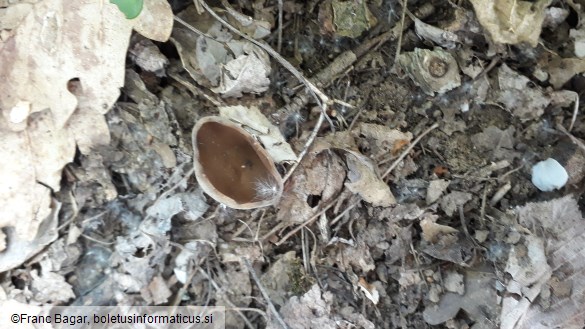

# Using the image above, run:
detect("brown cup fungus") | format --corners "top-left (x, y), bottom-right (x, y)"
top-left (192, 116), bottom-right (284, 209)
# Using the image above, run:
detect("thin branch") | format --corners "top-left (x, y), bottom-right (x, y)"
top-left (569, 92), bottom-right (579, 132)
top-left (275, 195), bottom-right (337, 246)
top-left (198, 267), bottom-right (256, 329)
top-left (243, 259), bottom-right (290, 329)
top-left (393, 0), bottom-right (408, 67)
top-left (283, 109), bottom-right (325, 182)
top-left (277, 0), bottom-right (283, 53)
top-left (557, 123), bottom-right (585, 153)
top-left (382, 122), bottom-right (439, 179)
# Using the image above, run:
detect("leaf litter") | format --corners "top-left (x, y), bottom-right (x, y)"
top-left (1, 0), bottom-right (585, 328)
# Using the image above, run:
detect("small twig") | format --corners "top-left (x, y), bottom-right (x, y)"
top-left (283, 109), bottom-right (325, 182)
top-left (277, 0), bottom-right (283, 53)
top-left (275, 196), bottom-right (337, 246)
top-left (382, 122), bottom-right (439, 179)
top-left (392, 0), bottom-right (408, 67)
top-left (472, 55), bottom-right (500, 82)
top-left (569, 92), bottom-right (579, 132)
top-left (479, 183), bottom-right (488, 228)
top-left (198, 267), bottom-right (256, 329)
top-left (243, 259), bottom-right (290, 329)
top-left (330, 198), bottom-right (360, 226)
top-left (80, 234), bottom-right (114, 245)
top-left (498, 163), bottom-right (524, 181)
top-left (557, 123), bottom-right (585, 153)
top-left (490, 182), bottom-right (511, 206)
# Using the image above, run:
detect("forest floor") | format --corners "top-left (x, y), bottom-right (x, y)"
top-left (1, 0), bottom-right (585, 328)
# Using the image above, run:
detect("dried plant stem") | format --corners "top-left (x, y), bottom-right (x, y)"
top-left (198, 267), bottom-right (256, 329)
top-left (569, 93), bottom-right (579, 132)
top-left (382, 122), bottom-right (439, 179)
top-left (277, 0), bottom-right (283, 53)
top-left (283, 108), bottom-right (325, 182)
top-left (275, 196), bottom-right (337, 246)
top-left (392, 0), bottom-right (408, 67)
top-left (243, 259), bottom-right (290, 329)
top-left (557, 123), bottom-right (585, 153)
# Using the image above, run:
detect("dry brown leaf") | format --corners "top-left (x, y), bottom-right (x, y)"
top-left (470, 0), bottom-right (552, 47)
top-left (501, 235), bottom-right (552, 329)
top-left (223, 1), bottom-right (271, 39)
top-left (419, 213), bottom-right (459, 243)
top-left (30, 268), bottom-right (75, 303)
top-left (426, 179), bottom-right (450, 204)
top-left (270, 284), bottom-right (375, 329)
top-left (439, 191), bottom-right (473, 217)
top-left (471, 125), bottom-right (518, 160)
top-left (143, 275), bottom-right (172, 305)
top-left (277, 151), bottom-right (345, 225)
top-left (335, 239), bottom-right (376, 273)
top-left (213, 43), bottom-right (271, 97)
top-left (260, 251), bottom-right (300, 307)
top-left (345, 152), bottom-right (396, 207)
top-left (570, 27), bottom-right (585, 57)
top-left (354, 123), bottom-right (413, 159)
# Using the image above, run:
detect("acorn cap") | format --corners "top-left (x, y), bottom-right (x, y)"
top-left (192, 116), bottom-right (283, 209)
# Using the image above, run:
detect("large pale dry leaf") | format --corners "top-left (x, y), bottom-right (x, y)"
top-left (470, 0), bottom-right (552, 47)
top-left (508, 196), bottom-right (585, 329)
top-left (0, 200), bottom-right (60, 272)
top-left (0, 0), bottom-right (172, 270)
top-left (501, 235), bottom-right (552, 329)
top-left (0, 0), bottom-right (172, 131)
top-left (219, 105), bottom-right (297, 163)
top-left (0, 113), bottom-right (69, 241)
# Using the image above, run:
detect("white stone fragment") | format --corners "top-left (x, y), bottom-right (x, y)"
top-left (531, 158), bottom-right (568, 192)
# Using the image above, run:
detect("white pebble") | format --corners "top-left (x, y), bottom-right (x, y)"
top-left (531, 158), bottom-right (568, 192)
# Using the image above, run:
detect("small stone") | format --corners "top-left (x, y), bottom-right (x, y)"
top-left (531, 158), bottom-right (568, 192)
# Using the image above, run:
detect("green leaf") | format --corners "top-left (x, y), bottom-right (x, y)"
top-left (110, 0), bottom-right (144, 20)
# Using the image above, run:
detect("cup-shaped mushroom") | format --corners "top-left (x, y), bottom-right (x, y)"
top-left (192, 116), bottom-right (284, 209)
